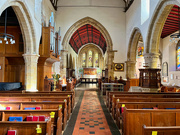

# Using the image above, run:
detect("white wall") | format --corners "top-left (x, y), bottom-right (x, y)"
top-left (55, 0), bottom-right (126, 78)
top-left (126, 0), bottom-right (160, 53)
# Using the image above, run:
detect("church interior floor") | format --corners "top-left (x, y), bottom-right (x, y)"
top-left (63, 84), bottom-right (121, 135)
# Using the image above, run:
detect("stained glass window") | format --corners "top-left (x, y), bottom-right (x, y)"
top-left (82, 53), bottom-right (86, 67)
top-left (177, 42), bottom-right (180, 70)
top-left (88, 51), bottom-right (93, 67)
top-left (95, 53), bottom-right (99, 67)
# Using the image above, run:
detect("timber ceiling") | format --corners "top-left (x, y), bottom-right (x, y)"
top-left (161, 5), bottom-right (180, 38)
top-left (69, 24), bottom-right (107, 54)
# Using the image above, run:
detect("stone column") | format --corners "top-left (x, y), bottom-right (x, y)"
top-left (92, 51), bottom-right (94, 67)
top-left (23, 54), bottom-right (39, 91)
top-left (60, 50), bottom-right (68, 79)
top-left (86, 52), bottom-right (88, 67)
top-left (107, 51), bottom-right (115, 79)
top-left (143, 53), bottom-right (160, 68)
top-left (125, 60), bottom-right (136, 79)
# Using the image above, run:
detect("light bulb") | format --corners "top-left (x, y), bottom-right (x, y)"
top-left (13, 40), bottom-right (15, 44)
top-left (169, 39), bottom-right (172, 42)
top-left (11, 41), bottom-right (13, 44)
top-left (175, 40), bottom-right (178, 43)
top-left (10, 38), bottom-right (12, 42)
top-left (0, 39), bottom-right (2, 44)
top-left (6, 41), bottom-right (8, 44)
top-left (173, 38), bottom-right (175, 41)
top-left (4, 37), bottom-right (7, 41)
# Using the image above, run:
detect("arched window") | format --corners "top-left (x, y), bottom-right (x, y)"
top-left (177, 41), bottom-right (180, 70)
top-left (88, 51), bottom-right (93, 67)
top-left (95, 53), bottom-right (99, 67)
top-left (82, 53), bottom-right (86, 67)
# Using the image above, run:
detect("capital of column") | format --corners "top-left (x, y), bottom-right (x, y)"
top-left (23, 54), bottom-right (40, 64)
top-left (143, 53), bottom-right (160, 68)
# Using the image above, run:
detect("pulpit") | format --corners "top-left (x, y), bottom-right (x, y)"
top-left (139, 69), bottom-right (161, 88)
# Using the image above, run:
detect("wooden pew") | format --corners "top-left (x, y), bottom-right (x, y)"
top-left (123, 108), bottom-right (180, 135)
top-left (0, 92), bottom-right (75, 109)
top-left (108, 93), bottom-right (180, 111)
top-left (0, 101), bottom-right (67, 130)
top-left (0, 109), bottom-right (62, 135)
top-left (0, 96), bottom-right (72, 119)
top-left (0, 120), bottom-right (51, 135)
top-left (142, 125), bottom-right (180, 135)
top-left (111, 97), bottom-right (180, 118)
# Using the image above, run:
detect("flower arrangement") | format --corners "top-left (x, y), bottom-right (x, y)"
top-left (52, 72), bottom-right (60, 91)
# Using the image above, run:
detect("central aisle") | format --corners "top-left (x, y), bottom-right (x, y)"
top-left (63, 90), bottom-right (121, 135)
top-left (73, 91), bottom-right (112, 135)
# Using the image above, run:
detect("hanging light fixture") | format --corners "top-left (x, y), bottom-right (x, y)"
top-left (0, 9), bottom-right (15, 44)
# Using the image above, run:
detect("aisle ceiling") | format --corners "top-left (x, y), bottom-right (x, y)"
top-left (161, 5), bottom-right (180, 38)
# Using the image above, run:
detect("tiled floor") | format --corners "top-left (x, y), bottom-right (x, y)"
top-left (72, 91), bottom-right (112, 135)
top-left (63, 83), bottom-right (120, 135)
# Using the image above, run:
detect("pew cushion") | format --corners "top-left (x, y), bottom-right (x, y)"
top-left (9, 116), bottom-right (23, 121)
top-left (24, 107), bottom-right (36, 110)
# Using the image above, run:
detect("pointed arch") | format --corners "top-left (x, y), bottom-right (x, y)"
top-left (146, 0), bottom-right (180, 54)
top-left (0, 1), bottom-right (37, 54)
top-left (62, 17), bottom-right (113, 52)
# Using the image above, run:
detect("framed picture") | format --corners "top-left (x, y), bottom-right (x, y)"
top-left (162, 62), bottom-right (168, 76)
top-left (113, 63), bottom-right (124, 72)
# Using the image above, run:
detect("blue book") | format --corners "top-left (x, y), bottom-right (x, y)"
top-left (9, 116), bottom-right (23, 121)
top-left (24, 107), bottom-right (36, 110)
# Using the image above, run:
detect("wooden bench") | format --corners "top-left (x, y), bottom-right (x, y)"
top-left (0, 109), bottom-right (62, 135)
top-left (111, 97), bottom-right (180, 118)
top-left (123, 108), bottom-right (180, 135)
top-left (0, 120), bottom-right (51, 135)
top-left (0, 92), bottom-right (75, 109)
top-left (108, 93), bottom-right (180, 111)
top-left (142, 125), bottom-right (180, 135)
top-left (0, 96), bottom-right (72, 119)
top-left (0, 101), bottom-right (67, 130)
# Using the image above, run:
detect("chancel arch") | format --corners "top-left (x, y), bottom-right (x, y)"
top-left (61, 17), bottom-right (114, 78)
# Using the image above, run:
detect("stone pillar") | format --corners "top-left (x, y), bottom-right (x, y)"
top-left (143, 53), bottom-right (160, 68)
top-left (86, 52), bottom-right (88, 67)
top-left (107, 51), bottom-right (115, 79)
top-left (92, 51), bottom-right (94, 67)
top-left (60, 50), bottom-right (68, 79)
top-left (23, 54), bottom-right (39, 91)
top-left (125, 60), bottom-right (136, 79)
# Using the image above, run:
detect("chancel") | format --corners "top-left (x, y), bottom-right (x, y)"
top-left (1, 0), bottom-right (180, 135)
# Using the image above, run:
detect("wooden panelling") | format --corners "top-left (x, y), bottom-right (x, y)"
top-left (0, 26), bottom-right (23, 56)
top-left (0, 57), bottom-right (5, 82)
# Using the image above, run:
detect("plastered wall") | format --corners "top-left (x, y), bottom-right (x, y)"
top-left (55, 0), bottom-right (127, 78)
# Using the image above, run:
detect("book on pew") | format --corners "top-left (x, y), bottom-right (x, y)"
top-left (26, 116), bottom-right (33, 121)
top-left (24, 107), bottom-right (36, 110)
top-left (39, 115), bottom-right (45, 121)
top-left (33, 116), bottom-right (39, 121)
top-left (120, 107), bottom-right (124, 114)
top-left (6, 107), bottom-right (12, 110)
top-left (9, 116), bottom-right (23, 122)
top-left (153, 107), bottom-right (158, 109)
top-left (7, 130), bottom-right (16, 135)
top-left (36, 107), bottom-right (41, 110)
top-left (166, 108), bottom-right (176, 109)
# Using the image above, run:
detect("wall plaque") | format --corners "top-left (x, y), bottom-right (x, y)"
top-left (113, 63), bottom-right (124, 72)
